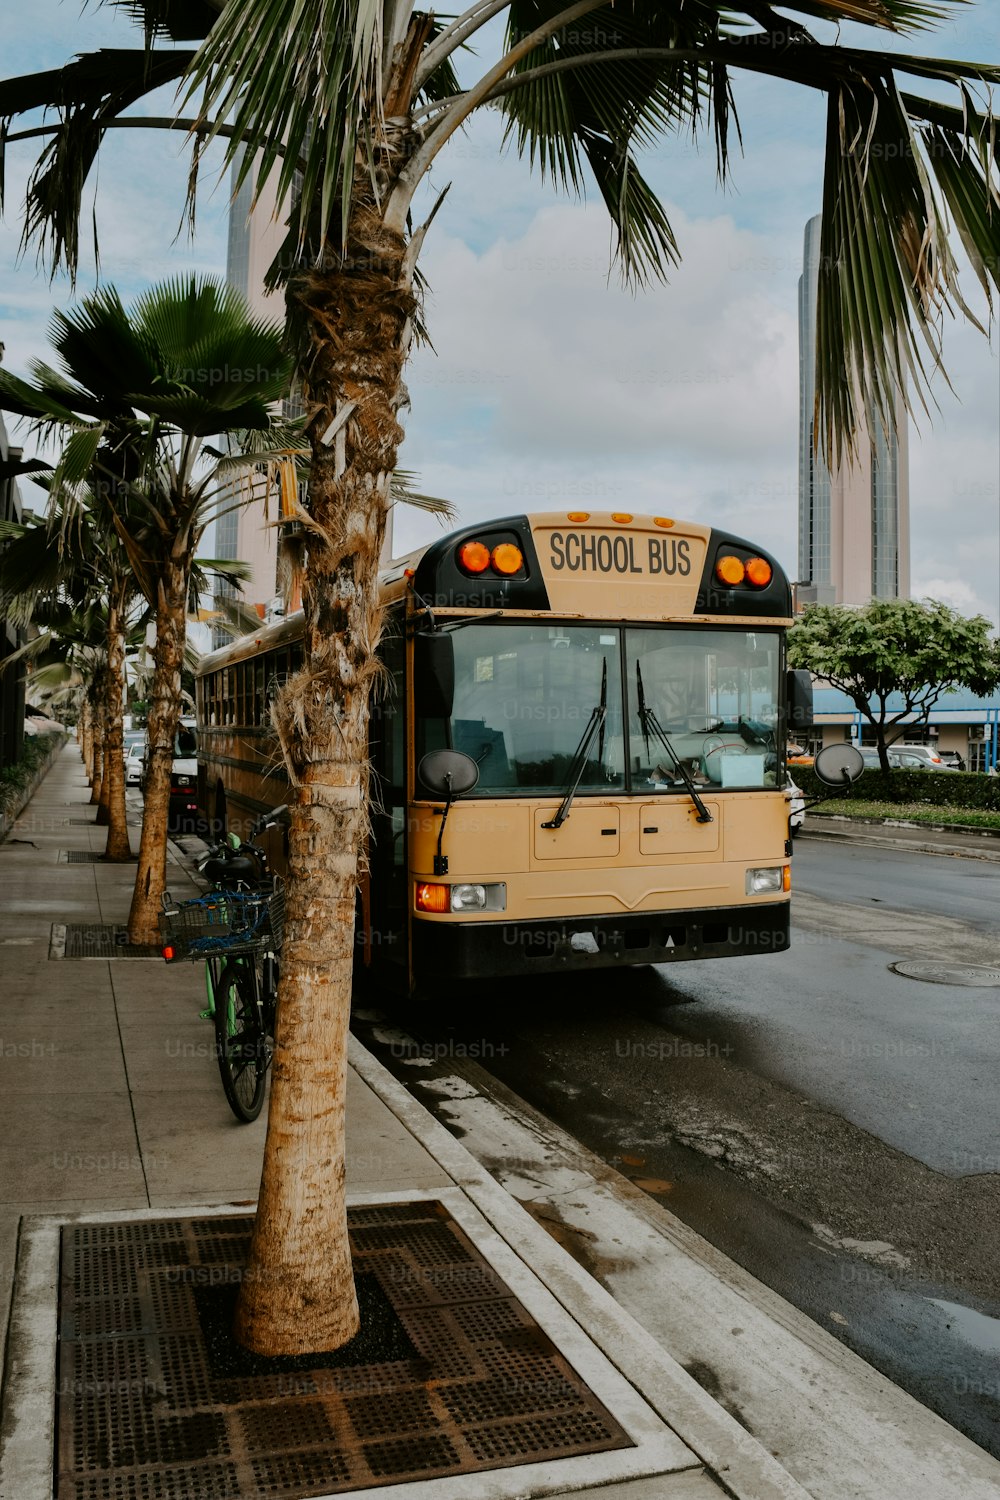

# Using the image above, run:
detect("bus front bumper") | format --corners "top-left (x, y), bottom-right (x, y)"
top-left (412, 901), bottom-right (790, 982)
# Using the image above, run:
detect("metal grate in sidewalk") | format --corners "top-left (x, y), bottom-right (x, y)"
top-left (56, 1204), bottom-right (633, 1498)
top-left (54, 923), bottom-right (162, 959)
top-left (61, 850), bottom-right (137, 864)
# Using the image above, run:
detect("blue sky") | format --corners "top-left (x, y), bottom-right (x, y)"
top-left (1, 1), bottom-right (998, 622)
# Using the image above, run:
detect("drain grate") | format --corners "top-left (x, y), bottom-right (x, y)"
top-left (890, 960), bottom-right (1000, 987)
top-left (57, 1206), bottom-right (633, 1498)
top-left (57, 924), bottom-right (162, 959)
top-left (63, 851), bottom-right (137, 864)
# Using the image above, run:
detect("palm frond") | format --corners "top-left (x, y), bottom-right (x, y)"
top-left (920, 115), bottom-right (1000, 308)
top-left (0, 49), bottom-right (195, 278)
top-left (497, 2), bottom-right (719, 284)
top-left (104, 0), bottom-right (218, 44)
top-left (182, 0), bottom-right (385, 269)
top-left (778, 0), bottom-right (975, 33)
top-left (389, 471), bottom-right (457, 522)
top-left (814, 71), bottom-right (956, 462)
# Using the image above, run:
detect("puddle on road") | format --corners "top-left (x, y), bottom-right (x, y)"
top-left (928, 1298), bottom-right (1000, 1354)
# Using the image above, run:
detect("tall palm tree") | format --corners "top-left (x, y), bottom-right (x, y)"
top-left (0, 276), bottom-right (292, 936)
top-left (3, 0), bottom-right (999, 1356)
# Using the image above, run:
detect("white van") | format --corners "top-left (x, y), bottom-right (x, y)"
top-left (143, 719), bottom-right (200, 826)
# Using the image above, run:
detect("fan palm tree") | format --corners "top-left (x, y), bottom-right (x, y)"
top-left (0, 495), bottom-right (250, 857)
top-left (3, 0), bottom-right (999, 1357)
top-left (0, 276), bottom-right (292, 936)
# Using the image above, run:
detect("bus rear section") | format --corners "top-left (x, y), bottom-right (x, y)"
top-left (366, 511), bottom-right (797, 993)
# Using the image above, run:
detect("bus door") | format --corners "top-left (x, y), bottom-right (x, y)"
top-left (365, 620), bottom-right (408, 977)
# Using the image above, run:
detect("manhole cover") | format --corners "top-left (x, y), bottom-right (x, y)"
top-left (56, 1205), bottom-right (633, 1498)
top-left (57, 923), bottom-right (161, 959)
top-left (890, 961), bottom-right (1000, 987)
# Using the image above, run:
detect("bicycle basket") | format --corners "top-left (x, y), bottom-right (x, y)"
top-left (160, 881), bottom-right (284, 962)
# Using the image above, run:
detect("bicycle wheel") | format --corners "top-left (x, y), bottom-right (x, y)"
top-left (214, 957), bottom-right (269, 1123)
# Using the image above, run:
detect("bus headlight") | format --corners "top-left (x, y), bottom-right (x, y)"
top-left (746, 866), bottom-right (788, 895)
top-left (450, 883), bottom-right (506, 913)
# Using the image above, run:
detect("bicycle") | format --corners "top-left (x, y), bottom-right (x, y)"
top-left (160, 805), bottom-right (288, 1123)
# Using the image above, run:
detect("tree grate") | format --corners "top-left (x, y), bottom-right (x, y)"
top-left (56, 1205), bottom-right (633, 1498)
top-left (62, 851), bottom-right (136, 864)
top-left (57, 924), bottom-right (162, 959)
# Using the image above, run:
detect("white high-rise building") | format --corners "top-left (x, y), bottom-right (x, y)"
top-left (212, 170), bottom-right (288, 645)
top-left (797, 214), bottom-right (910, 606)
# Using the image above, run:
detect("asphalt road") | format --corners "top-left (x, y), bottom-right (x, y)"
top-left (362, 838), bottom-right (1000, 1459)
top-left (792, 835), bottom-right (1000, 931)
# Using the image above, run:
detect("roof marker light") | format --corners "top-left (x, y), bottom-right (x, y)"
top-left (566, 512), bottom-right (590, 523)
top-left (653, 517), bottom-right (675, 528)
top-left (611, 513), bottom-right (633, 524)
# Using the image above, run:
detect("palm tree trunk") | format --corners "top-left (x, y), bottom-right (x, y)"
top-left (234, 197), bottom-right (413, 1356)
top-left (126, 560), bottom-right (187, 943)
top-left (90, 701), bottom-right (104, 805)
top-left (104, 606), bottom-right (132, 861)
top-left (81, 699), bottom-right (92, 780)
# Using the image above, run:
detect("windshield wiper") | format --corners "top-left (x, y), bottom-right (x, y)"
top-left (541, 658), bottom-right (607, 830)
top-left (636, 662), bottom-right (713, 824)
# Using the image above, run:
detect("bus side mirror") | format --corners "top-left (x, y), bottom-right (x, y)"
top-left (814, 743), bottom-right (865, 787)
top-left (414, 631), bottom-right (454, 719)
top-left (787, 669), bottom-right (813, 730)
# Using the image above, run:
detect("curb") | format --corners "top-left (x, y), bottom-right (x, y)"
top-left (347, 1035), bottom-right (811, 1500)
top-left (808, 812), bottom-right (1000, 840)
top-left (800, 822), bottom-right (1000, 861)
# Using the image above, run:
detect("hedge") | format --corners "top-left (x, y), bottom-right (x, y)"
top-left (0, 733), bottom-right (67, 825)
top-left (796, 766), bottom-right (1000, 812)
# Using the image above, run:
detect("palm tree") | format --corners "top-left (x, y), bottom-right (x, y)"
top-left (0, 276), bottom-right (292, 938)
top-left (3, 0), bottom-right (999, 1356)
top-left (0, 494), bottom-right (250, 858)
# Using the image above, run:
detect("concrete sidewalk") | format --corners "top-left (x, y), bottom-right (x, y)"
top-left (1, 744), bottom-right (998, 1500)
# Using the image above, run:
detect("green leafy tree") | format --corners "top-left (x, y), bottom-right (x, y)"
top-left (0, 277), bottom-right (291, 937)
top-left (788, 599), bottom-right (1000, 772)
top-left (4, 0), bottom-right (1000, 1356)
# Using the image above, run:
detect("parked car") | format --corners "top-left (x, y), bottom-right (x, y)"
top-left (891, 744), bottom-right (955, 770)
top-left (141, 720), bottom-right (200, 828)
top-left (125, 740), bottom-right (146, 787)
top-left (936, 750), bottom-right (966, 771)
top-left (786, 777), bottom-right (805, 836)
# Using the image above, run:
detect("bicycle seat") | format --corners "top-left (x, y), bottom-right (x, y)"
top-left (202, 851), bottom-right (260, 885)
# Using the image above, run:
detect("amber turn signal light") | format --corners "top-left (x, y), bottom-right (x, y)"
top-left (745, 556), bottom-right (773, 588)
top-left (715, 555), bottom-right (746, 586)
top-left (416, 882), bottom-right (449, 913)
top-left (457, 541), bottom-right (490, 575)
top-left (491, 543), bottom-right (523, 575)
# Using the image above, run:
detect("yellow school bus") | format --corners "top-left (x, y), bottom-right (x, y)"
top-left (196, 511), bottom-right (809, 994)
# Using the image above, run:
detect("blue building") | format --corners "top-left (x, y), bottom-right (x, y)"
top-left (809, 684), bottom-right (1000, 773)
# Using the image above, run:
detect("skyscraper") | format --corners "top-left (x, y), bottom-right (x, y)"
top-left (797, 214), bottom-right (910, 606)
top-left (212, 169), bottom-right (287, 647)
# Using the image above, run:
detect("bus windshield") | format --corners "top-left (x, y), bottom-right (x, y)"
top-left (433, 623), bottom-right (782, 796)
